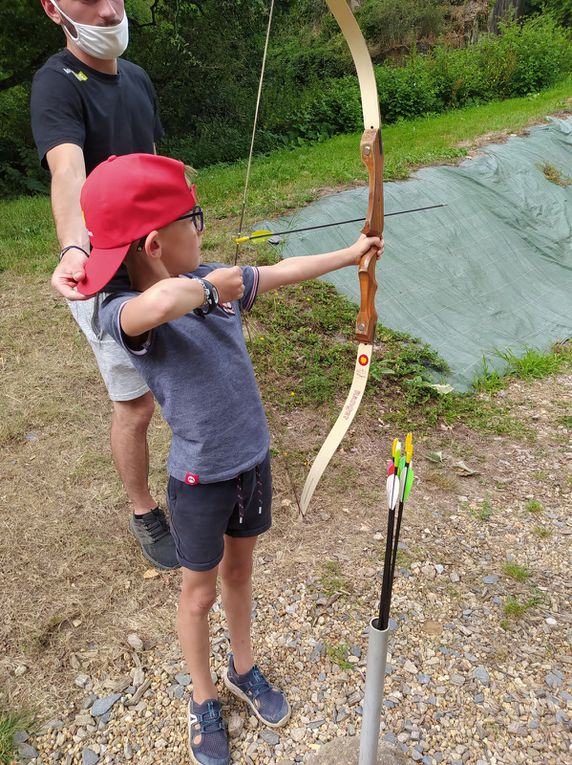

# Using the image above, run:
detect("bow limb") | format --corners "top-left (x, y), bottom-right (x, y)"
top-left (299, 1), bottom-right (384, 515)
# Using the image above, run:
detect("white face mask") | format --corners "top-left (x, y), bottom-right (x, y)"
top-left (50, 0), bottom-right (129, 60)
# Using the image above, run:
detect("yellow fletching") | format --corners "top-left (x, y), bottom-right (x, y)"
top-left (405, 432), bottom-right (413, 463)
top-left (234, 229), bottom-right (273, 245)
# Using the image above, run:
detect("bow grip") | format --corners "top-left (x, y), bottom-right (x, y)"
top-left (356, 247), bottom-right (378, 343)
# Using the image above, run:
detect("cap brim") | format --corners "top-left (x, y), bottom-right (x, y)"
top-left (76, 243), bottom-right (130, 297)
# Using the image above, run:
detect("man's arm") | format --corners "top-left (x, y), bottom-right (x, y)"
top-left (47, 143), bottom-right (90, 300)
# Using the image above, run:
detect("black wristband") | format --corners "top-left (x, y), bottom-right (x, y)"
top-left (59, 245), bottom-right (89, 261)
top-left (193, 278), bottom-right (219, 317)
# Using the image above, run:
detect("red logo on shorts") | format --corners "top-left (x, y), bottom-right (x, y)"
top-left (184, 472), bottom-right (200, 485)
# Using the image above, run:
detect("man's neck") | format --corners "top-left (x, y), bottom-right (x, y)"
top-left (66, 41), bottom-right (118, 75)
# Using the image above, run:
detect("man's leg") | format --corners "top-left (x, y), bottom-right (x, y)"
top-left (68, 297), bottom-right (179, 570)
top-left (111, 393), bottom-right (157, 514)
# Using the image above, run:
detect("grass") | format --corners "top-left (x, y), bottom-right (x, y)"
top-left (0, 704), bottom-right (36, 765)
top-left (471, 500), bottom-right (494, 521)
top-left (539, 161), bottom-right (571, 187)
top-left (326, 642), bottom-right (353, 671)
top-left (532, 526), bottom-right (552, 539)
top-left (501, 593), bottom-right (543, 628)
top-left (318, 561), bottom-right (351, 597)
top-left (526, 499), bottom-right (543, 514)
top-left (502, 561), bottom-right (531, 583)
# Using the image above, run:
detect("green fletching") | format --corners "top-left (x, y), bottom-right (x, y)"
top-left (403, 466), bottom-right (414, 502)
top-left (397, 455), bottom-right (405, 477)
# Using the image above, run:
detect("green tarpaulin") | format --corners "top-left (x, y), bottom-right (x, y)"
top-left (264, 116), bottom-right (572, 390)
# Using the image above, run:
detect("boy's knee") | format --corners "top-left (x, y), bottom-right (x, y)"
top-left (180, 581), bottom-right (217, 617)
top-left (220, 559), bottom-right (253, 587)
top-left (112, 392), bottom-right (154, 429)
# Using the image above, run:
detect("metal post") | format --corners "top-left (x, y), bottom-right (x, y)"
top-left (358, 618), bottom-right (389, 765)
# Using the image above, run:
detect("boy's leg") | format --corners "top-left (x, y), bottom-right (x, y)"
top-left (221, 534), bottom-right (291, 728)
top-left (219, 535), bottom-right (258, 674)
top-left (178, 566), bottom-right (220, 704)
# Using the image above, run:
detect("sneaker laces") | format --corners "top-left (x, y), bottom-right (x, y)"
top-left (195, 701), bottom-right (225, 734)
top-left (242, 666), bottom-right (272, 700)
top-left (136, 508), bottom-right (170, 543)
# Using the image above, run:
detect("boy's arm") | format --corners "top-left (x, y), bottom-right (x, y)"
top-left (120, 268), bottom-right (245, 337)
top-left (256, 235), bottom-right (382, 295)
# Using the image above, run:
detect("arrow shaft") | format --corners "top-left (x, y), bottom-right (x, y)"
top-left (238, 203), bottom-right (445, 243)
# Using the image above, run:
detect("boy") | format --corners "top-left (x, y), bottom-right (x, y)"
top-left (77, 152), bottom-right (383, 765)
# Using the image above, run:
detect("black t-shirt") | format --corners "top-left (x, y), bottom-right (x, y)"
top-left (31, 49), bottom-right (164, 291)
top-left (31, 49), bottom-right (163, 174)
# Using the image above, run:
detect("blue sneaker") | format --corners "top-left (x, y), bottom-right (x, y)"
top-left (187, 697), bottom-right (229, 765)
top-left (224, 655), bottom-right (290, 728)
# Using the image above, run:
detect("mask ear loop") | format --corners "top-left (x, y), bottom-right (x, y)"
top-left (50, 0), bottom-right (80, 41)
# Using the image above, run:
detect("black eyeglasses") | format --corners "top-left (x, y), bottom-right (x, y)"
top-left (178, 205), bottom-right (204, 233)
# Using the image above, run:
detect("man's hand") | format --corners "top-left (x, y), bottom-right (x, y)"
top-left (208, 266), bottom-right (245, 304)
top-left (51, 249), bottom-right (88, 300)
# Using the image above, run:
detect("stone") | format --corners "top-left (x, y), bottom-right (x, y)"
top-left (473, 666), bottom-right (490, 686)
top-left (74, 674), bottom-right (91, 689)
top-left (127, 633), bottom-right (144, 651)
top-left (81, 749), bottom-right (100, 765)
top-left (227, 713), bottom-right (244, 738)
top-left (450, 674), bottom-right (465, 686)
top-left (291, 727), bottom-right (306, 742)
top-left (18, 743), bottom-right (39, 760)
top-left (260, 729), bottom-right (280, 746)
top-left (14, 664), bottom-right (28, 677)
top-left (13, 730), bottom-right (29, 744)
top-left (403, 660), bottom-right (418, 674)
top-left (91, 693), bottom-right (122, 717)
top-left (483, 575), bottom-right (499, 585)
top-left (175, 673), bottom-right (191, 686)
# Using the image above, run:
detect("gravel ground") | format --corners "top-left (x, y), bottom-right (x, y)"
top-left (10, 375), bottom-right (572, 765)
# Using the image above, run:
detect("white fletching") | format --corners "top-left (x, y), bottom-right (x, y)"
top-left (386, 474), bottom-right (400, 510)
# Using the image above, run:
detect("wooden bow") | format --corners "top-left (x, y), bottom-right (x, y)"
top-left (299, 0), bottom-right (384, 514)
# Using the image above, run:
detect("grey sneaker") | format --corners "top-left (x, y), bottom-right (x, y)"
top-left (129, 507), bottom-right (180, 570)
top-left (224, 655), bottom-right (290, 728)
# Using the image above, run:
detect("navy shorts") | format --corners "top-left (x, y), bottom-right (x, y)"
top-left (167, 452), bottom-right (272, 571)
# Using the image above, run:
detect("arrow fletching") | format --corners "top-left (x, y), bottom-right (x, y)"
top-left (405, 432), bottom-right (413, 463)
top-left (403, 466), bottom-right (414, 503)
top-left (386, 473), bottom-right (400, 509)
top-left (235, 229), bottom-right (274, 245)
top-left (397, 455), bottom-right (406, 477)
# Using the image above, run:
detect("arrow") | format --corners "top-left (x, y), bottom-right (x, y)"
top-left (234, 203), bottom-right (446, 244)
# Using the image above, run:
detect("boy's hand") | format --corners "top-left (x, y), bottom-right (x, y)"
top-left (347, 234), bottom-right (384, 265)
top-left (51, 250), bottom-right (89, 300)
top-left (208, 266), bottom-right (245, 304)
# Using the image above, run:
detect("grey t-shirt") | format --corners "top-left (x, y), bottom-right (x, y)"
top-left (100, 264), bottom-right (270, 484)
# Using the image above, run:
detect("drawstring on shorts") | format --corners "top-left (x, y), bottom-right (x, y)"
top-left (236, 464), bottom-right (263, 524)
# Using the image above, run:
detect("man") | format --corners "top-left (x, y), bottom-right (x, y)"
top-left (31, 0), bottom-right (179, 570)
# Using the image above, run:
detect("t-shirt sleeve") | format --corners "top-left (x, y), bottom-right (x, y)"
top-left (101, 292), bottom-right (153, 355)
top-left (30, 68), bottom-right (87, 168)
top-left (240, 266), bottom-right (260, 312)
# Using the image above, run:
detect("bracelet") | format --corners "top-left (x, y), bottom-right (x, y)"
top-left (193, 278), bottom-right (219, 317)
top-left (59, 245), bottom-right (89, 261)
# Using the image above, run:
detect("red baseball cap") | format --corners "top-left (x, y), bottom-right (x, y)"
top-left (78, 153), bottom-right (197, 296)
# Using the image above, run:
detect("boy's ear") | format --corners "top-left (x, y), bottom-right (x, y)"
top-left (143, 231), bottom-right (162, 259)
